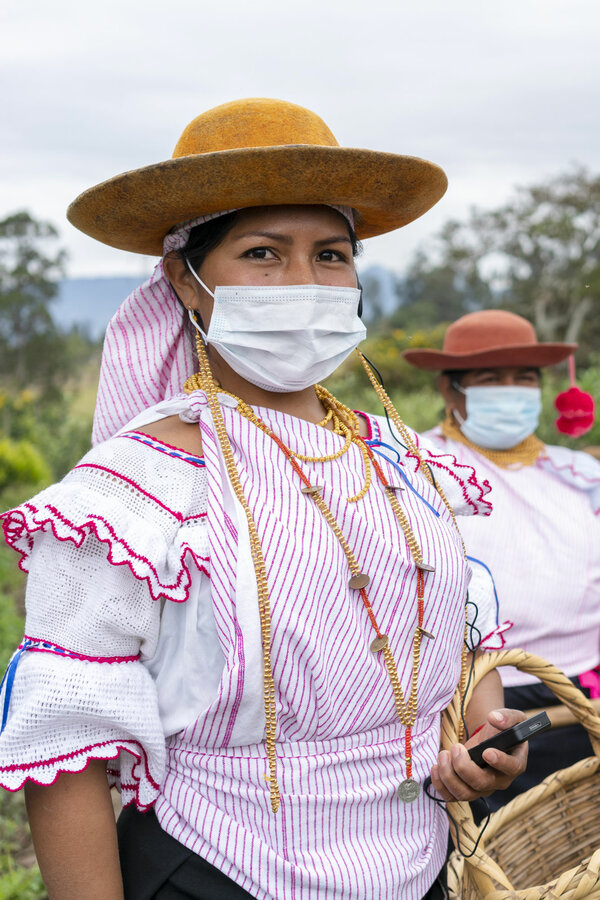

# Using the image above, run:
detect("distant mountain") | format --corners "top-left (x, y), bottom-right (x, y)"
top-left (55, 276), bottom-right (150, 339)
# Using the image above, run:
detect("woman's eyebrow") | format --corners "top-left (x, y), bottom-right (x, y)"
top-left (232, 230), bottom-right (293, 243)
top-left (313, 235), bottom-right (352, 247)
top-left (231, 231), bottom-right (352, 246)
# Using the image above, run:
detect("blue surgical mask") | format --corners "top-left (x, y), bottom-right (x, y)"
top-left (453, 385), bottom-right (542, 450)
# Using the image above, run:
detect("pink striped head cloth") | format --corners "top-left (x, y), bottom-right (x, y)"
top-left (92, 205), bottom-right (355, 445)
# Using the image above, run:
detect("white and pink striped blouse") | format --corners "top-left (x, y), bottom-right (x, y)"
top-left (424, 427), bottom-right (600, 689)
top-left (0, 393), bottom-right (496, 899)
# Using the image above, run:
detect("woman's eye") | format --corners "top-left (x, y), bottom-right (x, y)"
top-left (243, 247), bottom-right (276, 260)
top-left (317, 249), bottom-right (346, 262)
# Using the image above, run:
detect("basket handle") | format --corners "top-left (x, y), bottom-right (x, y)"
top-left (442, 648), bottom-right (600, 758)
top-left (439, 650), bottom-right (600, 892)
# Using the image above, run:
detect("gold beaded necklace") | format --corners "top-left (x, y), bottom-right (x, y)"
top-left (184, 337), bottom-right (469, 810)
top-left (231, 393), bottom-right (436, 799)
top-left (215, 382), bottom-right (373, 504)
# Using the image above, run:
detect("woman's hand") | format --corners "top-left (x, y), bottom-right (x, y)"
top-left (430, 708), bottom-right (528, 802)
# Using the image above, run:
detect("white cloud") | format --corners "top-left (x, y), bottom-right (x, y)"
top-left (1, 0), bottom-right (599, 276)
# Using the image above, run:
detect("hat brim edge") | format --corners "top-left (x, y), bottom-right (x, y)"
top-left (402, 343), bottom-right (578, 370)
top-left (66, 145), bottom-right (448, 256)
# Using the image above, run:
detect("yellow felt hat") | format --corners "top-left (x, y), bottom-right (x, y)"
top-left (67, 97), bottom-right (448, 256)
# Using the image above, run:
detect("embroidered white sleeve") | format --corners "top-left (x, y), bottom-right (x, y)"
top-left (0, 532), bottom-right (165, 808)
top-left (0, 434), bottom-right (208, 808)
top-left (0, 433), bottom-right (211, 804)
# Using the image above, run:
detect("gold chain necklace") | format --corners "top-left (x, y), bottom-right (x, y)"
top-left (356, 351), bottom-right (470, 735)
top-left (214, 382), bottom-right (373, 504)
top-left (184, 338), bottom-right (470, 810)
top-left (220, 384), bottom-right (433, 803)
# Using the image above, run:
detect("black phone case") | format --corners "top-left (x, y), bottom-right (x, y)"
top-left (468, 711), bottom-right (551, 767)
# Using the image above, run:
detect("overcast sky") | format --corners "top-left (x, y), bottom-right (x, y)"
top-left (2, 0), bottom-right (598, 279)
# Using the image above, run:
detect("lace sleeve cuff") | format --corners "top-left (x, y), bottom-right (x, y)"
top-left (0, 644), bottom-right (165, 809)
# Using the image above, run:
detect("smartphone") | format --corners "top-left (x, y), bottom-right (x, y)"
top-left (468, 711), bottom-right (551, 768)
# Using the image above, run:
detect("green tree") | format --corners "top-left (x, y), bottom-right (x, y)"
top-left (473, 167), bottom-right (600, 352)
top-left (390, 233), bottom-right (496, 330)
top-left (0, 212), bottom-right (68, 397)
top-left (383, 167), bottom-right (600, 362)
top-left (0, 212), bottom-right (96, 482)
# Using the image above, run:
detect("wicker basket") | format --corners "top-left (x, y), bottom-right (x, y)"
top-left (442, 649), bottom-right (600, 899)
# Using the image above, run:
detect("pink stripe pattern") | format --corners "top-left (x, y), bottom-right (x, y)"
top-left (425, 428), bottom-right (600, 688)
top-left (151, 400), bottom-right (472, 899)
top-left (0, 394), bottom-right (493, 898)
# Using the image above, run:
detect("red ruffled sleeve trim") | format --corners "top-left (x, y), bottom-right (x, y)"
top-left (399, 425), bottom-right (493, 516)
top-left (479, 621), bottom-right (513, 652)
top-left (1, 500), bottom-right (209, 604)
top-left (415, 442), bottom-right (493, 516)
top-left (0, 740), bottom-right (160, 811)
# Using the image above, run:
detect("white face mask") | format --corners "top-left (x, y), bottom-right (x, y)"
top-left (453, 384), bottom-right (542, 449)
top-left (185, 261), bottom-right (366, 392)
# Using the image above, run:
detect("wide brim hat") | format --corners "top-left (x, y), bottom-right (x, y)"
top-left (403, 310), bottom-right (577, 370)
top-left (67, 97), bottom-right (448, 256)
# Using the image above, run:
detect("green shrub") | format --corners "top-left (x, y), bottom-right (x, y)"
top-left (0, 441), bottom-right (50, 495)
top-left (0, 863), bottom-right (47, 900)
top-left (0, 791), bottom-right (47, 899)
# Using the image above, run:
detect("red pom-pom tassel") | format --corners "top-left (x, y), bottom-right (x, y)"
top-left (555, 357), bottom-right (596, 437)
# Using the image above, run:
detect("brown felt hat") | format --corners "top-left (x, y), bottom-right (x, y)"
top-left (66, 97), bottom-right (448, 256)
top-left (403, 310), bottom-right (577, 370)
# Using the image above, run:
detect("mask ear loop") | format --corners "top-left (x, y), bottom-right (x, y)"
top-left (184, 257), bottom-right (214, 341)
top-left (185, 257), bottom-right (215, 298)
top-left (188, 308), bottom-right (208, 341)
top-left (450, 379), bottom-right (466, 425)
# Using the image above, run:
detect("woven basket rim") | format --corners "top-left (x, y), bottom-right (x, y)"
top-left (443, 650), bottom-right (600, 897)
top-left (485, 755), bottom-right (599, 841)
top-left (448, 848), bottom-right (600, 900)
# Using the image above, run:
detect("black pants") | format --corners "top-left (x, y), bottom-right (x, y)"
top-left (422, 865), bottom-right (448, 900)
top-left (118, 806), bottom-right (447, 899)
top-left (117, 806), bottom-right (255, 899)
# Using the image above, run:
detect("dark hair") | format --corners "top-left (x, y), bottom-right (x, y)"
top-left (441, 369), bottom-right (470, 390)
top-left (180, 211), bottom-right (240, 270)
top-left (179, 208), bottom-right (361, 271)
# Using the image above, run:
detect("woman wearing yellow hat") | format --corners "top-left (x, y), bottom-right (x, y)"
top-left (0, 99), bottom-right (526, 899)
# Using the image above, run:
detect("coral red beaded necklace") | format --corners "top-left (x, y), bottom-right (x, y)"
top-left (184, 336), bottom-right (467, 812)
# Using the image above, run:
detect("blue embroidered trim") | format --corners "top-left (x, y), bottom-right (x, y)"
top-left (0, 639), bottom-right (139, 734)
top-left (0, 639), bottom-right (35, 733)
top-left (366, 441), bottom-right (441, 517)
top-left (123, 432), bottom-right (205, 467)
